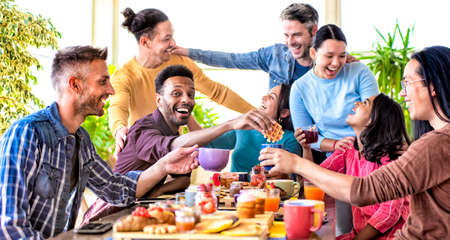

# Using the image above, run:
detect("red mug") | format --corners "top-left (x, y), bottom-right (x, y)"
top-left (284, 200), bottom-right (323, 239)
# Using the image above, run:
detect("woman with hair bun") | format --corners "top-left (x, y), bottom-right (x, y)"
top-left (110, 7), bottom-right (255, 153)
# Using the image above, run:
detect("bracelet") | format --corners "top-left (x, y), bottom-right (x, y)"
top-left (332, 140), bottom-right (338, 150)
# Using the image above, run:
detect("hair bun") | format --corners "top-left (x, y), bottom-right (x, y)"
top-left (121, 7), bottom-right (136, 29)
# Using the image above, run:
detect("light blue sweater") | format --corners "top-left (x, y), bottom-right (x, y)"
top-left (290, 62), bottom-right (379, 151)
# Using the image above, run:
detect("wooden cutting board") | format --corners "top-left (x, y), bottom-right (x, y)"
top-left (202, 211), bottom-right (274, 228)
top-left (113, 231), bottom-right (267, 240)
top-left (113, 211), bottom-right (273, 240)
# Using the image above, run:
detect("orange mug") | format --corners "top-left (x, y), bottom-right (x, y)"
top-left (284, 200), bottom-right (323, 239)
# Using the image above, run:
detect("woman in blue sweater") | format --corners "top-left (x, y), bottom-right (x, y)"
top-left (290, 24), bottom-right (379, 160)
top-left (208, 84), bottom-right (301, 173)
top-left (289, 24), bottom-right (379, 236)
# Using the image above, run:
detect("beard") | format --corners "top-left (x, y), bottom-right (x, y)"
top-left (291, 42), bottom-right (311, 60)
top-left (159, 100), bottom-right (193, 129)
top-left (77, 92), bottom-right (105, 118)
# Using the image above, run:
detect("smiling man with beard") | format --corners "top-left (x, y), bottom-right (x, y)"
top-left (0, 46), bottom-right (200, 239)
top-left (82, 65), bottom-right (274, 223)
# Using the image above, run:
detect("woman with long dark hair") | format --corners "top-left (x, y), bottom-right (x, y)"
top-left (299, 93), bottom-right (410, 239)
top-left (208, 84), bottom-right (301, 173)
top-left (260, 46), bottom-right (450, 239)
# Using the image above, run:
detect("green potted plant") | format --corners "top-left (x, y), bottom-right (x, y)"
top-left (0, 0), bottom-right (60, 134)
top-left (354, 22), bottom-right (415, 135)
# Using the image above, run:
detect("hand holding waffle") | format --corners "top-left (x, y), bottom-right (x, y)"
top-left (263, 122), bottom-right (284, 142)
top-left (230, 109), bottom-right (274, 132)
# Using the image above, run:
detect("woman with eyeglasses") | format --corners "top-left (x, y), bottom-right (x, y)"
top-left (260, 46), bottom-right (450, 239)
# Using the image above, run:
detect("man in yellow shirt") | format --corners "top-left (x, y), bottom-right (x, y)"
top-left (110, 7), bottom-right (255, 151)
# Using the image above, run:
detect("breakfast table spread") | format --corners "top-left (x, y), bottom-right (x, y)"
top-left (49, 195), bottom-right (335, 240)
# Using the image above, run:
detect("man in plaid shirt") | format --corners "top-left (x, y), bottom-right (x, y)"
top-left (0, 45), bottom-right (199, 239)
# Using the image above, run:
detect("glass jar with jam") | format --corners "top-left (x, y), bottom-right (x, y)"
top-left (229, 182), bottom-right (242, 198)
top-left (195, 184), bottom-right (217, 214)
top-left (251, 165), bottom-right (266, 187)
top-left (175, 208), bottom-right (195, 232)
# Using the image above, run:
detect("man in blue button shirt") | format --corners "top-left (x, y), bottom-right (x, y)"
top-left (0, 46), bottom-right (199, 239)
top-left (171, 3), bottom-right (318, 89)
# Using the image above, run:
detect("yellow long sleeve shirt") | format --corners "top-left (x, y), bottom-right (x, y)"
top-left (109, 55), bottom-right (255, 135)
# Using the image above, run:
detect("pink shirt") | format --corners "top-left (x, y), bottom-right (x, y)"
top-left (321, 147), bottom-right (410, 239)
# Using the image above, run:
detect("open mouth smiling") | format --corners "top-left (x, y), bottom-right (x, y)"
top-left (176, 107), bottom-right (190, 114)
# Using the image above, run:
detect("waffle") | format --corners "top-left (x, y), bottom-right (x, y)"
top-left (263, 122), bottom-right (284, 142)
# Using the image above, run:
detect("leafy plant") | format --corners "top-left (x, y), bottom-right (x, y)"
top-left (354, 22), bottom-right (415, 134)
top-left (191, 94), bottom-right (219, 128)
top-left (0, 0), bottom-right (60, 134)
top-left (182, 94), bottom-right (219, 134)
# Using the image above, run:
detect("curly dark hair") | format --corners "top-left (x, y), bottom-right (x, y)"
top-left (154, 65), bottom-right (193, 94)
top-left (359, 93), bottom-right (411, 164)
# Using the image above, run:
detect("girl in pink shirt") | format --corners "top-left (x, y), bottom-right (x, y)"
top-left (298, 93), bottom-right (410, 239)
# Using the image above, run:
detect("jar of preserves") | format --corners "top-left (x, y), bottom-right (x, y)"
top-left (229, 182), bottom-right (243, 198)
top-left (251, 165), bottom-right (266, 187)
top-left (195, 184), bottom-right (217, 214)
top-left (175, 208), bottom-right (195, 232)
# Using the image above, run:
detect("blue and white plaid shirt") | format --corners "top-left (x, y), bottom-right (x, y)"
top-left (0, 103), bottom-right (140, 239)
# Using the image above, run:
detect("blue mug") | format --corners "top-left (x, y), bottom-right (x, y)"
top-left (260, 144), bottom-right (283, 171)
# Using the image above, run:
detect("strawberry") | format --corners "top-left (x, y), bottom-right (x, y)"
top-left (203, 201), bottom-right (215, 214)
top-left (211, 173), bottom-right (221, 187)
top-left (132, 207), bottom-right (151, 218)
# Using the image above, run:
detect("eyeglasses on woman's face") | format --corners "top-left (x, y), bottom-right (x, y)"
top-left (400, 78), bottom-right (425, 92)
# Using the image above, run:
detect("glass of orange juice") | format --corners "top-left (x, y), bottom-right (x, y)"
top-left (264, 188), bottom-right (280, 212)
top-left (304, 180), bottom-right (325, 201)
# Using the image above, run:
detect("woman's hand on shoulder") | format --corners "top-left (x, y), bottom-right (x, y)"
top-left (334, 136), bottom-right (355, 152)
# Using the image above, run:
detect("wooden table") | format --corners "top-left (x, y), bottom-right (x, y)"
top-left (50, 196), bottom-right (335, 240)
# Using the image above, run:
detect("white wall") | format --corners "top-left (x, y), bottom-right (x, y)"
top-left (117, 0), bottom-right (325, 121)
top-left (16, 0), bottom-right (92, 106)
top-left (342, 0), bottom-right (450, 52)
